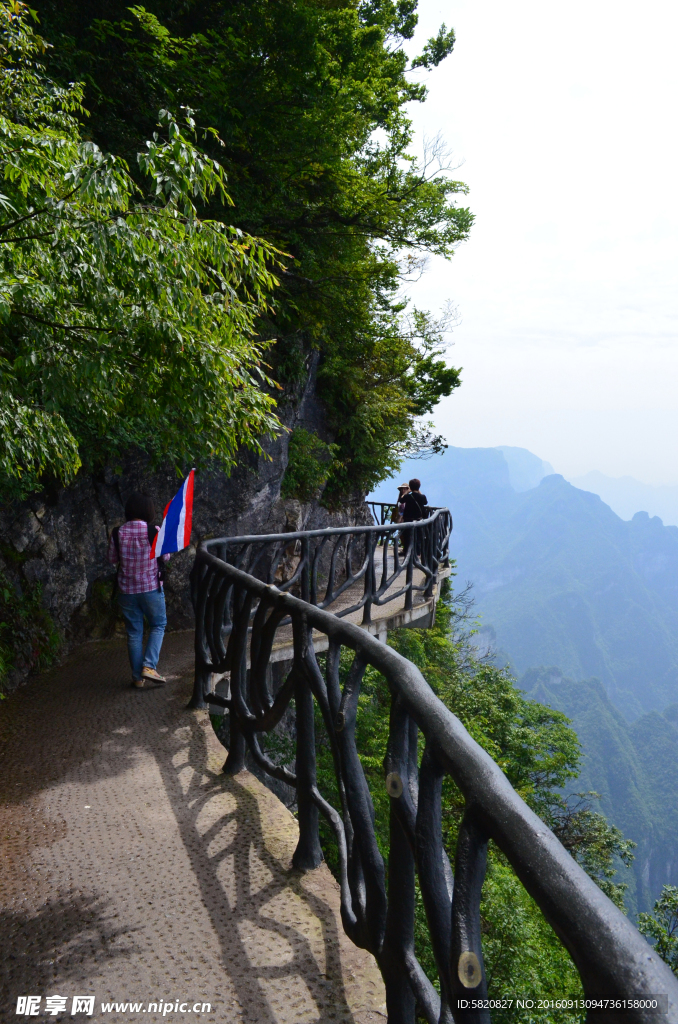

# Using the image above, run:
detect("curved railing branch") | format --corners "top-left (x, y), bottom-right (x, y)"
top-left (191, 547), bottom-right (678, 1023)
top-left (196, 506), bottom-right (451, 645)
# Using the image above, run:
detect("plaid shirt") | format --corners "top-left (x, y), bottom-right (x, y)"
top-left (107, 520), bottom-right (170, 595)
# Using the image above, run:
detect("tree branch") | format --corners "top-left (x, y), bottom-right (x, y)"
top-left (0, 186), bottom-right (79, 235)
top-left (13, 308), bottom-right (113, 334)
top-left (0, 231), bottom-right (55, 244)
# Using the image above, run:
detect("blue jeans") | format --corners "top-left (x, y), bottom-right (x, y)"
top-left (118, 590), bottom-right (167, 681)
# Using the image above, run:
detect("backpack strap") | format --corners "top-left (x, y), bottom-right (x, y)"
top-left (404, 492), bottom-right (423, 521)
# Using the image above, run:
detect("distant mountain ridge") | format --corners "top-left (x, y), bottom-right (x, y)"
top-left (371, 446), bottom-right (678, 719)
top-left (496, 446), bottom-right (554, 492)
top-left (570, 470), bottom-right (678, 527)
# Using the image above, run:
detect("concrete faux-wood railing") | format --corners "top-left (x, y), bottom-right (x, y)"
top-left (189, 514), bottom-right (678, 1024)
top-left (191, 508), bottom-right (452, 691)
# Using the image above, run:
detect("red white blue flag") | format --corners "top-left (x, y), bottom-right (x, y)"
top-left (150, 470), bottom-right (194, 558)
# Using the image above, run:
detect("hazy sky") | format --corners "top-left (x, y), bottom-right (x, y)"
top-left (403, 0), bottom-right (678, 484)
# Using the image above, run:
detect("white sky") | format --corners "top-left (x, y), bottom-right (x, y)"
top-left (404, 0), bottom-right (678, 484)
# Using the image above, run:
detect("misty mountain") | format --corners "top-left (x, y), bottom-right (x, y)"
top-left (372, 446), bottom-right (678, 719)
top-left (570, 470), bottom-right (678, 528)
top-left (496, 446), bottom-right (554, 492)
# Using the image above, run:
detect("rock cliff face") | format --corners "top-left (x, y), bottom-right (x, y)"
top-left (0, 365), bottom-right (369, 690)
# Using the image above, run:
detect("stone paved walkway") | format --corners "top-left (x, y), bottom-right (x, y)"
top-left (0, 634), bottom-right (386, 1023)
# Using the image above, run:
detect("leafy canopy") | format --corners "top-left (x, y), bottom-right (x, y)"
top-left (638, 885), bottom-right (678, 976)
top-left (0, 1), bottom-right (281, 497)
top-left (35, 0), bottom-right (473, 498)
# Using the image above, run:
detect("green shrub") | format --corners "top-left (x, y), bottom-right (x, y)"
top-left (0, 570), bottom-right (60, 690)
top-left (638, 885), bottom-right (678, 976)
top-left (280, 428), bottom-right (339, 503)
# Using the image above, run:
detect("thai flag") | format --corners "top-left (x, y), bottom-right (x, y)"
top-left (150, 470), bottom-right (195, 558)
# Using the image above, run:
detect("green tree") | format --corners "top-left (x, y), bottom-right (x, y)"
top-left (638, 886), bottom-right (678, 976)
top-left (545, 793), bottom-right (636, 910)
top-left (0, 1), bottom-right (281, 496)
top-left (35, 0), bottom-right (472, 498)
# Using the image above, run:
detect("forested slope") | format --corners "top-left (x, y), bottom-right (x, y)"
top-left (526, 669), bottom-right (678, 914)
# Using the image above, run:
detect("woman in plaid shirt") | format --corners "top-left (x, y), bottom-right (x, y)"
top-left (108, 493), bottom-right (171, 689)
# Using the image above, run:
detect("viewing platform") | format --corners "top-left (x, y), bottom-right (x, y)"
top-left (234, 561), bottom-right (451, 670)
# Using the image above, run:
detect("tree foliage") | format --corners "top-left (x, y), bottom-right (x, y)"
top-left (0, 1), bottom-right (281, 497)
top-left (546, 792), bottom-right (635, 910)
top-left (35, 0), bottom-right (472, 498)
top-left (280, 428), bottom-right (339, 504)
top-left (638, 885), bottom-right (678, 976)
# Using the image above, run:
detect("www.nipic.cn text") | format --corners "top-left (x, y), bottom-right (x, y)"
top-left (15, 996), bottom-right (213, 1016)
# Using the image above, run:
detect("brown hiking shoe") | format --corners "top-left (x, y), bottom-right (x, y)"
top-left (141, 667), bottom-right (166, 684)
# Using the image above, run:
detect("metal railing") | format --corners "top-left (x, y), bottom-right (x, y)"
top-left (196, 508), bottom-right (451, 647)
top-left (190, 550), bottom-right (678, 1024)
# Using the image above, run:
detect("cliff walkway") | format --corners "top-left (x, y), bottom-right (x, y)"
top-left (3, 508), bottom-right (678, 1024)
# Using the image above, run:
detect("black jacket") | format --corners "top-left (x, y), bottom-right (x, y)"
top-left (401, 491), bottom-right (428, 522)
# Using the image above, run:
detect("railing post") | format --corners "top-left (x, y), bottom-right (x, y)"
top-left (188, 666), bottom-right (210, 710)
top-left (223, 715), bottom-right (247, 774)
top-left (300, 536), bottom-right (310, 602)
top-left (292, 614), bottom-right (324, 871)
top-left (189, 556), bottom-right (211, 709)
top-left (381, 809), bottom-right (417, 1023)
top-left (405, 526), bottom-right (414, 611)
top-left (450, 812), bottom-right (490, 1022)
top-left (382, 696), bottom-right (418, 1022)
top-left (424, 520), bottom-right (436, 600)
top-left (362, 532), bottom-right (375, 624)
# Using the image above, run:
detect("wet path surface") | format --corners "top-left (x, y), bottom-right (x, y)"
top-left (0, 634), bottom-right (386, 1023)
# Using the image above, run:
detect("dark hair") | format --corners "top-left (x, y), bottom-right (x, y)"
top-left (125, 492), bottom-right (155, 523)
top-left (408, 478), bottom-right (421, 491)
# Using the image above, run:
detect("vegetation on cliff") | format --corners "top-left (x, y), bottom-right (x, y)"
top-left (638, 886), bottom-right (678, 977)
top-left (527, 669), bottom-right (678, 916)
top-left (32, 0), bottom-right (471, 500)
top-left (0, 1), bottom-right (283, 498)
top-left (0, 565), bottom-right (59, 688)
